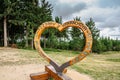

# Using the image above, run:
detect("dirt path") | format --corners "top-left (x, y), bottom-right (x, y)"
top-left (0, 47), bottom-right (93, 80)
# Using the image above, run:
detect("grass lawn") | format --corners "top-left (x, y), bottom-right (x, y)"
top-left (71, 51), bottom-right (120, 80)
top-left (18, 48), bottom-right (120, 80)
top-left (0, 48), bottom-right (120, 80)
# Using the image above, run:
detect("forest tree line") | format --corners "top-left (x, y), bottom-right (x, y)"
top-left (0, 0), bottom-right (120, 53)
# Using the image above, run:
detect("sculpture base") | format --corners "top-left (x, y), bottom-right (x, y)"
top-left (30, 65), bottom-right (72, 80)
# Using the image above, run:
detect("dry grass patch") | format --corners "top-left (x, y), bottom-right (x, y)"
top-left (0, 48), bottom-right (119, 80)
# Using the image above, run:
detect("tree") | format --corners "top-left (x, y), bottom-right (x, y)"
top-left (86, 18), bottom-right (100, 40)
top-left (7, 0), bottom-right (38, 48)
top-left (95, 37), bottom-right (107, 53)
top-left (54, 16), bottom-right (69, 49)
top-left (86, 18), bottom-right (100, 52)
top-left (55, 16), bottom-right (62, 24)
top-left (7, 0), bottom-right (53, 49)
top-left (0, 0), bottom-right (16, 47)
top-left (0, 19), bottom-right (3, 46)
top-left (69, 17), bottom-right (85, 51)
top-left (112, 38), bottom-right (120, 51)
top-left (103, 37), bottom-right (113, 51)
top-left (39, 0), bottom-right (53, 48)
top-left (71, 16), bottom-right (82, 38)
top-left (47, 32), bottom-right (58, 48)
top-left (55, 16), bottom-right (68, 39)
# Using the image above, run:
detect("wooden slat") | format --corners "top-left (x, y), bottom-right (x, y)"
top-left (30, 72), bottom-right (49, 80)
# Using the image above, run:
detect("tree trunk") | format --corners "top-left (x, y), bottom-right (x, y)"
top-left (31, 38), bottom-right (34, 49)
top-left (4, 16), bottom-right (7, 47)
top-left (25, 26), bottom-right (29, 48)
top-left (43, 36), bottom-right (46, 48)
top-left (31, 26), bottom-right (34, 49)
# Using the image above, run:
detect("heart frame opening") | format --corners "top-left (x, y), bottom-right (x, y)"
top-left (34, 21), bottom-right (92, 73)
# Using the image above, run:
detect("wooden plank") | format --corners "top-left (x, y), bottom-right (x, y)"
top-left (30, 72), bottom-right (49, 80)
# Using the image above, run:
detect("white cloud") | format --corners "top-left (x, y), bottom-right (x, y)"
top-left (73, 7), bottom-right (119, 22)
top-left (100, 27), bottom-right (120, 40)
top-left (97, 0), bottom-right (120, 8)
top-left (59, 0), bottom-right (97, 5)
top-left (100, 28), bottom-right (110, 37)
top-left (72, 6), bottom-right (120, 39)
top-left (47, 0), bottom-right (120, 39)
top-left (53, 2), bottom-right (86, 18)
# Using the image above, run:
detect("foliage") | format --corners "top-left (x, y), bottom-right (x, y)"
top-left (0, 0), bottom-right (53, 48)
top-left (86, 18), bottom-right (100, 40)
top-left (69, 37), bottom-right (84, 51)
top-left (0, 0), bottom-right (120, 53)
top-left (39, 0), bottom-right (53, 48)
top-left (54, 16), bottom-right (68, 38)
top-left (86, 18), bottom-right (100, 52)
top-left (69, 17), bottom-right (84, 51)
top-left (0, 0), bottom-right (17, 47)
top-left (57, 41), bottom-right (69, 50)
top-left (46, 32), bottom-right (58, 48)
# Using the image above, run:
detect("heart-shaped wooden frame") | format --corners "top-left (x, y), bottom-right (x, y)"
top-left (34, 21), bottom-right (92, 73)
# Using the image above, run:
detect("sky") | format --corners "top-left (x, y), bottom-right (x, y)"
top-left (47, 0), bottom-right (120, 40)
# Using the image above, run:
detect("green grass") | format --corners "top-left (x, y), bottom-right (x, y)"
top-left (19, 49), bottom-right (120, 80)
top-left (43, 48), bottom-right (62, 52)
top-left (71, 52), bottom-right (120, 80)
top-left (0, 48), bottom-right (120, 80)
top-left (106, 58), bottom-right (120, 62)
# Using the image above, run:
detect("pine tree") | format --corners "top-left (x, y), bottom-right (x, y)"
top-left (0, 0), bottom-right (17, 47)
top-left (39, 0), bottom-right (53, 48)
top-left (69, 17), bottom-right (85, 51)
top-left (86, 18), bottom-right (100, 52)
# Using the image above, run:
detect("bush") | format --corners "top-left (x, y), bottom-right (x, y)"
top-left (57, 41), bottom-right (69, 50)
top-left (17, 40), bottom-right (26, 48)
top-left (69, 37), bottom-right (84, 51)
top-left (46, 34), bottom-right (58, 48)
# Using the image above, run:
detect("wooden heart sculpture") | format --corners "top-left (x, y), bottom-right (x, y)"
top-left (34, 21), bottom-right (92, 73)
